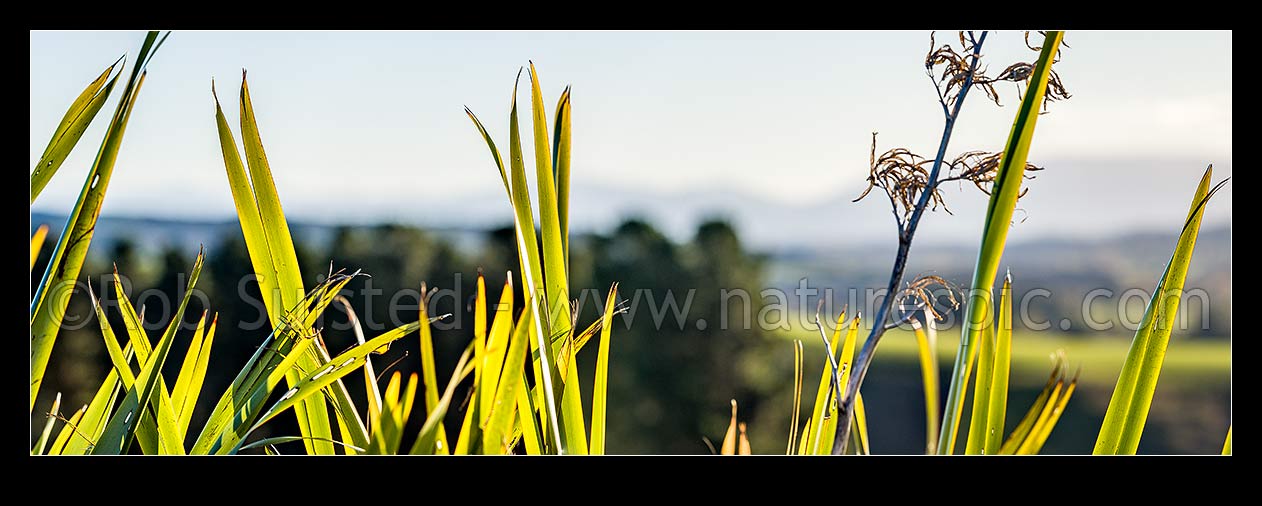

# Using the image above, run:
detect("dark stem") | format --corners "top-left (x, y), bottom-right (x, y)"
top-left (831, 31), bottom-right (988, 455)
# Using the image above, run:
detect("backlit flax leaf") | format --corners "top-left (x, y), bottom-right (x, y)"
top-left (240, 76), bottom-right (334, 455)
top-left (31, 225), bottom-right (49, 272)
top-left (1094, 166), bottom-right (1225, 454)
top-left (938, 30), bottom-right (1064, 454)
top-left (1021, 369), bottom-right (1077, 454)
top-left (47, 403), bottom-right (86, 455)
top-left (410, 346), bottom-right (474, 455)
top-left (189, 274), bottom-right (355, 454)
top-left (912, 317), bottom-right (939, 454)
top-left (853, 392), bottom-right (870, 455)
top-left (589, 284), bottom-right (619, 455)
top-left (101, 266), bottom-right (185, 454)
top-left (965, 303), bottom-right (997, 455)
top-left (787, 340), bottom-right (805, 455)
top-left (838, 314), bottom-right (863, 454)
top-left (806, 311), bottom-right (846, 454)
top-left (552, 86), bottom-right (572, 269)
top-left (33, 393), bottom-right (61, 455)
top-left (234, 320), bottom-right (422, 453)
top-left (527, 62), bottom-right (572, 337)
top-left (418, 286), bottom-right (451, 454)
top-left (31, 57), bottom-right (123, 203)
top-left (479, 278), bottom-right (515, 425)
top-left (985, 275), bottom-right (1014, 455)
top-left (92, 251), bottom-right (202, 454)
top-left (559, 330), bottom-right (588, 454)
top-left (999, 357), bottom-right (1064, 454)
top-left (31, 31), bottom-right (168, 412)
top-left (721, 400), bottom-right (738, 455)
top-left (483, 309), bottom-right (531, 453)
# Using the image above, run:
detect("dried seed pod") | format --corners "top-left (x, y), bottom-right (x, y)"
top-left (854, 133), bottom-right (943, 220)
top-left (901, 275), bottom-right (960, 322)
top-left (931, 31), bottom-right (1071, 111)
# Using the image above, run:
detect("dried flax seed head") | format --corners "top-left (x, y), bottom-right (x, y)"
top-left (853, 133), bottom-right (941, 220)
top-left (856, 31), bottom-right (1070, 216)
top-left (901, 275), bottom-right (960, 322)
top-left (945, 151), bottom-right (1044, 198)
top-left (929, 31), bottom-right (1072, 111)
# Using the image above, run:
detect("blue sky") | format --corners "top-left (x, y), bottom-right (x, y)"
top-left (30, 30), bottom-right (1231, 247)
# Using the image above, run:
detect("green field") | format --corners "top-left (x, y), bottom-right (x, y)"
top-left (774, 325), bottom-right (1231, 386)
top-left (753, 323), bottom-right (1231, 454)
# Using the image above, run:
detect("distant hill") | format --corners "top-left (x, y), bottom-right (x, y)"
top-left (31, 212), bottom-right (1230, 335)
top-left (29, 212), bottom-right (488, 258)
top-left (764, 226), bottom-right (1230, 336)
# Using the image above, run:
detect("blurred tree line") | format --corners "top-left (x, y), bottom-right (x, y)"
top-left (31, 218), bottom-right (768, 454)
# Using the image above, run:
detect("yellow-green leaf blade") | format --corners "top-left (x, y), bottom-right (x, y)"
top-left (552, 87), bottom-right (572, 272)
top-left (31, 59), bottom-right (122, 204)
top-left (806, 311), bottom-right (846, 454)
top-left (409, 346), bottom-right (474, 455)
top-left (964, 312), bottom-right (996, 455)
top-left (237, 75), bottom-right (305, 312)
top-left (998, 359), bottom-right (1063, 455)
top-left (510, 75), bottom-right (563, 452)
top-left (235, 320), bottom-right (422, 451)
top-left (912, 317), bottom-right (939, 454)
top-left (527, 62), bottom-right (571, 341)
top-left (189, 274), bottom-right (356, 454)
top-left (853, 392), bottom-right (870, 455)
top-left (1021, 369), bottom-right (1077, 454)
top-left (47, 403), bottom-right (87, 455)
top-left (33, 393), bottom-right (62, 455)
top-left (418, 285), bottom-right (451, 454)
top-left (479, 277), bottom-right (514, 424)
top-left (721, 400), bottom-right (738, 455)
top-left (170, 312), bottom-right (211, 440)
top-left (824, 313), bottom-right (862, 453)
top-left (984, 275), bottom-right (1013, 455)
top-left (470, 273), bottom-right (488, 434)
top-left (558, 330), bottom-right (588, 455)
top-left (92, 251), bottom-right (203, 454)
top-left (1094, 166), bottom-right (1225, 454)
top-left (483, 308), bottom-right (532, 454)
top-left (589, 283), bottom-right (618, 455)
top-left (61, 354), bottom-right (129, 454)
top-left (30, 31), bottom-right (167, 412)
top-left (514, 369), bottom-right (544, 455)
top-left (465, 107), bottom-right (510, 196)
top-left (787, 340), bottom-right (805, 455)
top-left (335, 296), bottom-right (380, 433)
top-left (219, 74), bottom-right (344, 455)
top-left (939, 30), bottom-right (1064, 454)
top-left (106, 268), bottom-right (183, 454)
top-left (31, 225), bottom-right (49, 272)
